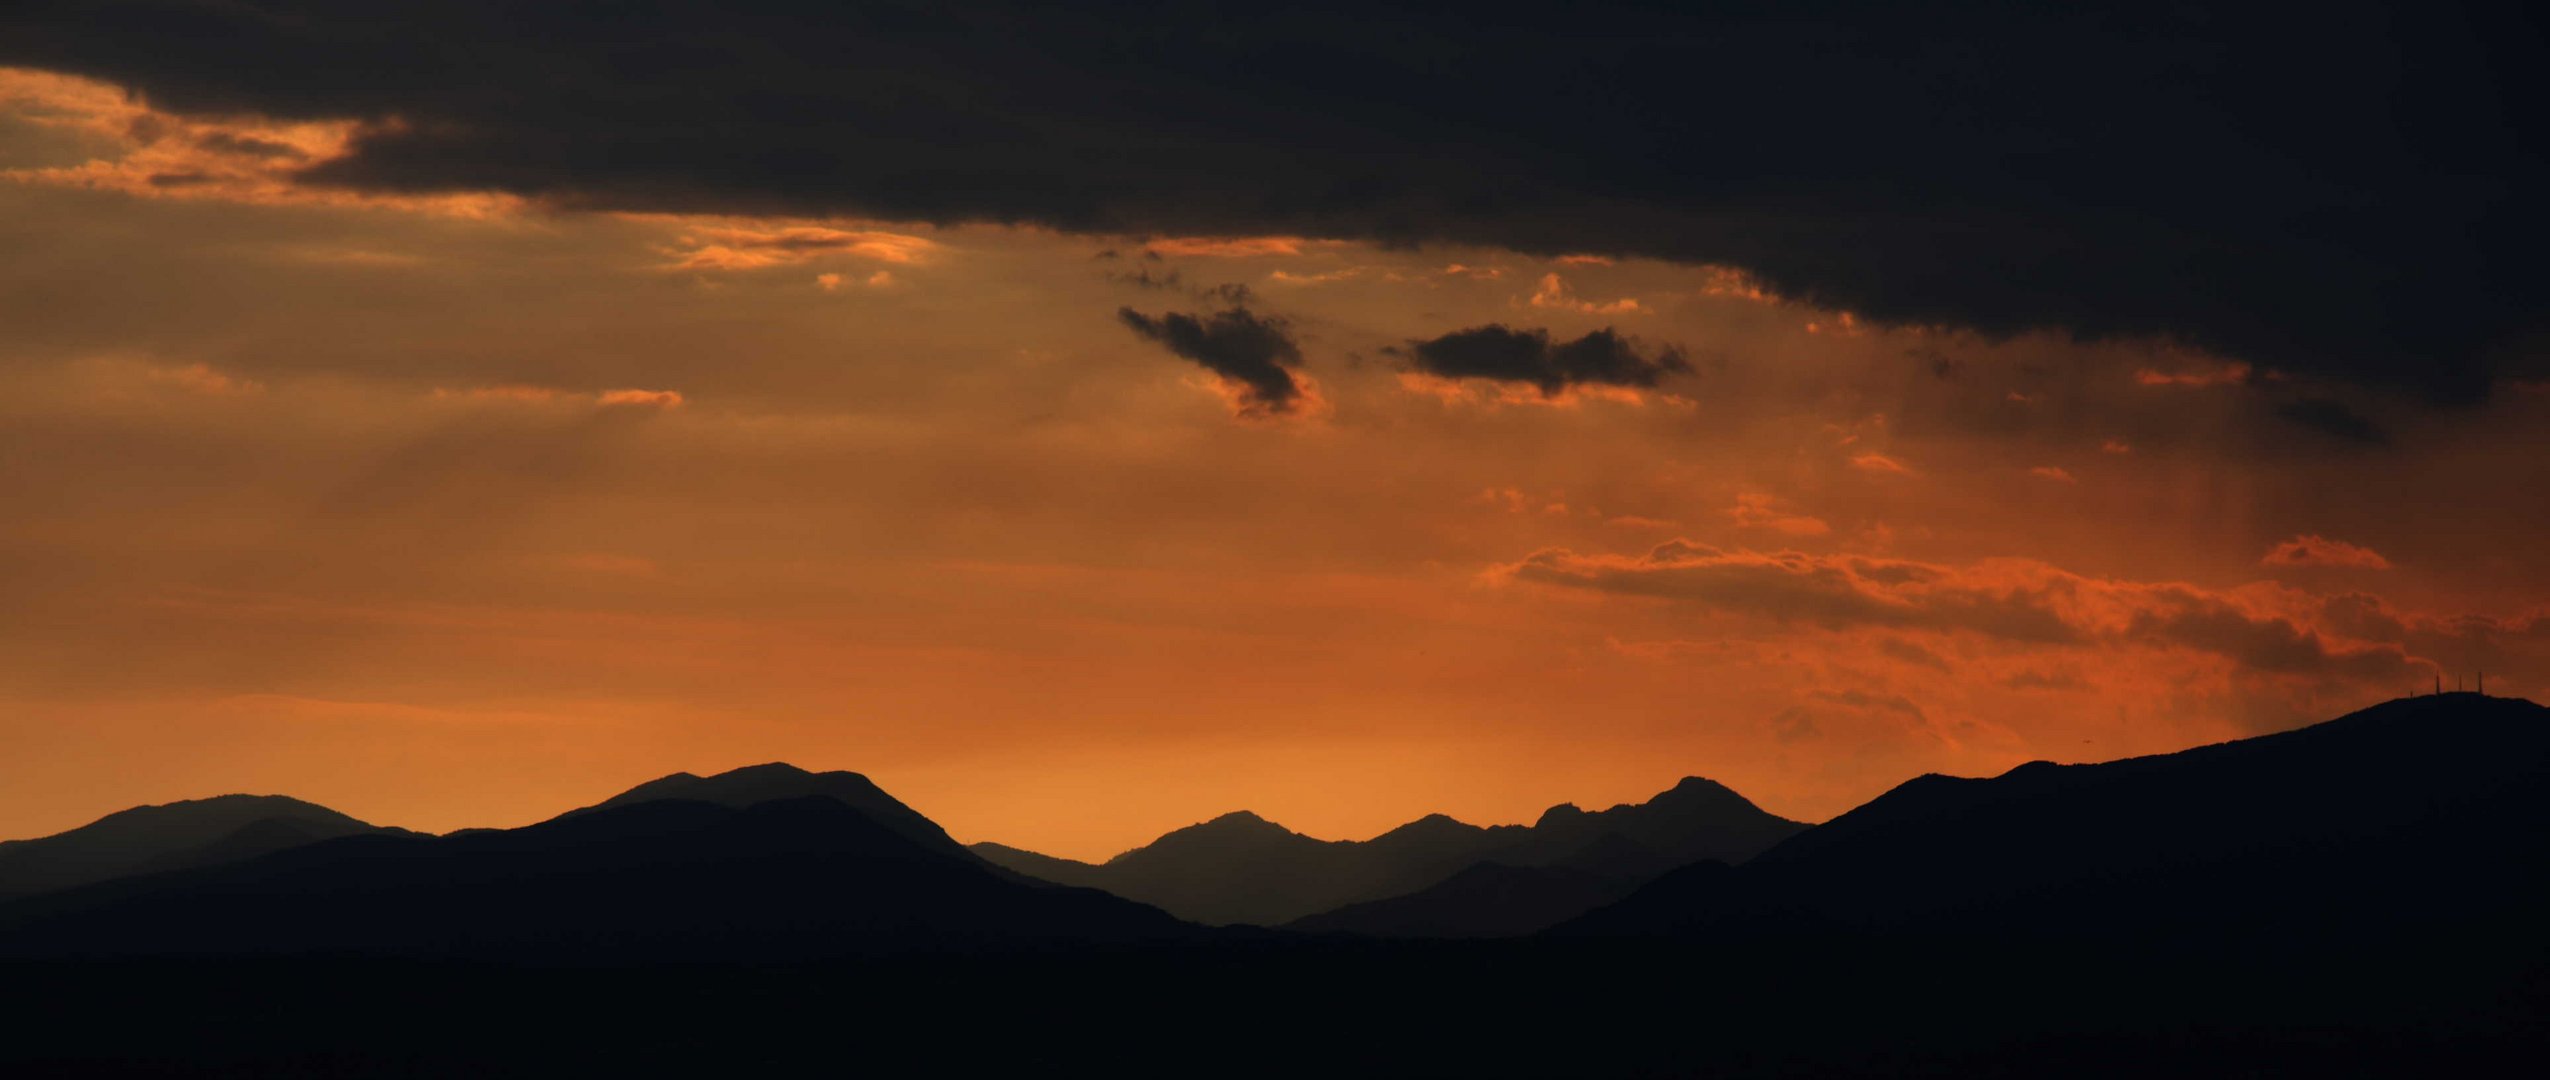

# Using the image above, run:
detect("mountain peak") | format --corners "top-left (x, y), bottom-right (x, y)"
top-left (1646, 776), bottom-right (1769, 814)
top-left (49, 794), bottom-right (368, 838)
top-left (0, 794), bottom-right (386, 900)
top-left (1535, 803), bottom-right (1586, 827)
top-left (711, 762), bottom-right (816, 780)
top-left (1112, 810), bottom-right (1303, 859)
top-left (1365, 812), bottom-right (1487, 850)
top-left (567, 761), bottom-right (969, 862)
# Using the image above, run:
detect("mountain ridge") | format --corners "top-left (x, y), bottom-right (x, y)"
top-left (0, 791), bottom-right (1198, 960)
top-left (972, 774), bottom-right (1807, 926)
top-left (1557, 693), bottom-right (2550, 946)
top-left (564, 761), bottom-right (982, 865)
top-left (0, 793), bottom-right (401, 901)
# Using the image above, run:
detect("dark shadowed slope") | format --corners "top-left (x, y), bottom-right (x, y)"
top-left (1283, 831), bottom-right (1705, 939)
top-left (973, 778), bottom-right (1805, 926)
top-left (1560, 693), bottom-right (2550, 953)
top-left (1288, 861), bottom-right (1639, 939)
top-left (0, 794), bottom-right (400, 901)
top-left (970, 841), bottom-right (1110, 889)
top-left (0, 794), bottom-right (1195, 961)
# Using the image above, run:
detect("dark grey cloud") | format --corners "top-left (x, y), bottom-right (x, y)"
top-left (2275, 397), bottom-right (2391, 446)
top-left (1395, 325), bottom-right (1687, 395)
top-left (1116, 307), bottom-right (1304, 415)
top-left (191, 131), bottom-right (305, 159)
top-left (1106, 267), bottom-right (1256, 307)
top-left (1110, 267), bottom-right (1185, 291)
top-left (3, 2), bottom-right (2540, 402)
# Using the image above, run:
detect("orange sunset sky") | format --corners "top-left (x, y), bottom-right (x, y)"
top-left (4, 64), bottom-right (2546, 861)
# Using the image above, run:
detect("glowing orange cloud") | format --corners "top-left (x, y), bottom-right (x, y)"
top-left (0, 67), bottom-right (520, 217)
top-left (1145, 236), bottom-right (1318, 257)
top-left (1698, 265), bottom-right (1777, 303)
top-left (1729, 493), bottom-right (1831, 536)
top-left (1804, 312), bottom-right (1865, 336)
top-left (2262, 535), bottom-right (2392, 570)
top-left (1850, 452), bottom-right (1915, 477)
top-left (649, 220), bottom-right (936, 271)
top-left (816, 270), bottom-right (895, 290)
top-left (597, 389), bottom-right (686, 409)
top-left (1527, 273), bottom-right (1641, 314)
top-left (1190, 370), bottom-right (1328, 422)
top-left (430, 385), bottom-right (683, 410)
top-left (145, 362), bottom-right (260, 396)
top-left (1395, 373), bottom-right (1673, 410)
top-left (1268, 267), bottom-right (1365, 285)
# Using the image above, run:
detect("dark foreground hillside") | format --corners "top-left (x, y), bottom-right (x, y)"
top-left (1563, 692), bottom-right (2550, 948)
top-left (3, 935), bottom-right (2541, 1078)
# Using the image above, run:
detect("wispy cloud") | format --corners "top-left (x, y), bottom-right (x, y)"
top-left (654, 220), bottom-right (936, 271)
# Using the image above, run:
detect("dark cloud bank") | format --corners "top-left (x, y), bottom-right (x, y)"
top-left (1395, 326), bottom-right (1687, 395)
top-left (6, 1), bottom-right (2542, 400)
top-left (1117, 307), bottom-right (1304, 414)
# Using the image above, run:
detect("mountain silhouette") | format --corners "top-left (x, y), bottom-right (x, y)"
top-left (564, 761), bottom-right (978, 861)
top-left (972, 777), bottom-right (1803, 926)
top-left (1282, 829), bottom-right (1702, 938)
top-left (997, 810), bottom-right (1370, 927)
top-left (0, 790), bottom-right (1195, 960)
top-left (0, 699), bottom-right (2543, 1076)
top-left (1492, 777), bottom-right (1804, 878)
top-left (1558, 693), bottom-right (2550, 953)
top-left (0, 794), bottom-right (399, 901)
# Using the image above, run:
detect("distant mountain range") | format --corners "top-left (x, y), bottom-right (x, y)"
top-left (4, 694), bottom-right (2544, 963)
top-left (0, 767), bottom-right (1189, 960)
top-left (0, 763), bottom-right (1808, 940)
top-left (0, 695), bottom-right (2544, 1075)
top-left (0, 793), bottom-right (406, 901)
top-left (972, 775), bottom-right (1807, 927)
